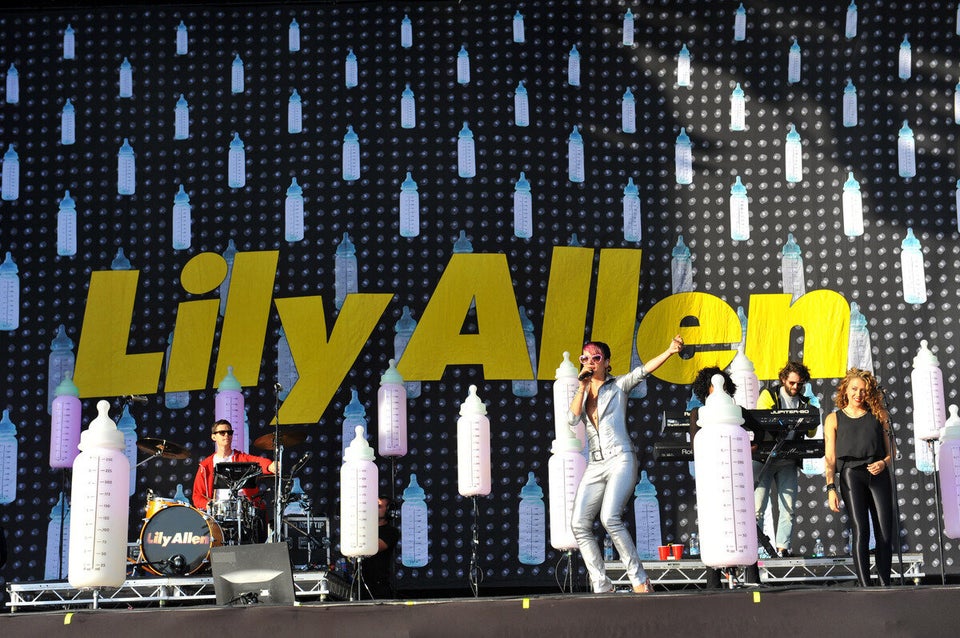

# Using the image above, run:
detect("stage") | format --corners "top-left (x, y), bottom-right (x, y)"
top-left (1, 584), bottom-right (958, 638)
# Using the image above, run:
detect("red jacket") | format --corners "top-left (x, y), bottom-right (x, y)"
top-left (192, 451), bottom-right (274, 511)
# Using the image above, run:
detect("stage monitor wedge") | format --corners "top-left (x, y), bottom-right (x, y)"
top-left (210, 542), bottom-right (296, 606)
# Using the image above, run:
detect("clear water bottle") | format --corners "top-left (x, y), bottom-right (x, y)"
top-left (677, 44), bottom-right (691, 87)
top-left (68, 401), bottom-right (130, 588)
top-left (513, 11), bottom-right (525, 44)
top-left (729, 175), bottom-right (749, 241)
top-left (513, 171), bottom-right (533, 239)
top-left (518, 472), bottom-right (545, 565)
top-left (512, 306), bottom-right (538, 397)
top-left (116, 405), bottom-right (138, 497)
top-left (231, 54), bottom-right (244, 94)
top-left (730, 83), bottom-right (745, 131)
top-left (802, 383), bottom-right (825, 476)
top-left (47, 325), bottom-right (76, 415)
top-left (938, 405), bottom-right (960, 536)
top-left (399, 172), bottom-right (419, 238)
top-left (456, 385), bottom-right (491, 497)
top-left (227, 133), bottom-right (245, 188)
top-left (118, 58), bottom-right (132, 98)
top-left (401, 474), bottom-right (429, 568)
top-left (568, 125), bottom-right (585, 183)
top-left (689, 532), bottom-right (700, 557)
top-left (394, 306), bottom-right (420, 399)
top-left (215, 366), bottom-right (247, 453)
top-left (567, 45), bottom-right (580, 87)
top-left (456, 45), bottom-right (470, 85)
top-left (675, 127), bottom-right (692, 185)
top-left (787, 38), bottom-right (801, 84)
top-left (622, 177), bottom-right (642, 242)
top-left (0, 409), bottom-right (18, 504)
top-left (898, 120), bottom-right (916, 178)
top-left (61, 98), bottom-right (76, 145)
top-left (174, 94), bottom-right (189, 140)
top-left (548, 434), bottom-right (585, 550)
top-left (842, 79), bottom-right (858, 128)
top-left (603, 534), bottom-right (615, 562)
top-left (334, 232), bottom-right (358, 310)
top-left (63, 24), bottom-right (75, 60)
top-left (342, 126), bottom-right (360, 181)
top-left (341, 388), bottom-right (367, 460)
top-left (0, 252), bottom-right (20, 331)
top-left (813, 536), bottom-right (824, 558)
top-left (276, 326), bottom-right (298, 401)
top-left (780, 233), bottom-right (805, 302)
top-left (898, 35), bottom-right (911, 80)
top-left (401, 84), bottom-right (416, 129)
top-left (784, 124), bottom-right (802, 183)
top-left (45, 492), bottom-right (70, 580)
top-left (285, 178), bottom-right (304, 242)
top-left (621, 87), bottom-right (636, 134)
top-left (842, 171), bottom-right (863, 237)
top-left (57, 190), bottom-right (78, 257)
top-left (900, 227), bottom-right (927, 304)
top-left (339, 426), bottom-right (379, 558)
top-left (457, 122), bottom-right (476, 178)
top-left (622, 8), bottom-right (635, 46)
top-left (288, 89), bottom-right (302, 134)
top-left (733, 3), bottom-right (746, 42)
top-left (288, 18), bottom-right (300, 53)
top-left (633, 471), bottom-right (662, 560)
top-left (629, 321), bottom-right (649, 400)
top-left (219, 239), bottom-right (237, 316)
top-left (2, 144), bottom-right (20, 201)
top-left (172, 184), bottom-right (191, 250)
top-left (514, 81), bottom-right (529, 127)
top-left (847, 302), bottom-right (874, 372)
top-left (671, 235), bottom-right (694, 294)
top-left (164, 331), bottom-right (190, 409)
top-left (176, 20), bottom-right (188, 55)
top-left (345, 47), bottom-right (358, 88)
top-left (377, 358), bottom-right (408, 458)
top-left (400, 14), bottom-right (413, 49)
top-left (117, 138), bottom-right (136, 195)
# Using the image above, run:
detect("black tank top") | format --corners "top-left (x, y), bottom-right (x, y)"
top-left (835, 410), bottom-right (885, 469)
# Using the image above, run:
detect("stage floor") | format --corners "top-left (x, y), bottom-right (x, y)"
top-left (2, 584), bottom-right (958, 638)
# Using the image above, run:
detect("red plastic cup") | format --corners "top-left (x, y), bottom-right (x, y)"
top-left (658, 545), bottom-right (670, 560)
top-left (671, 544), bottom-right (684, 560)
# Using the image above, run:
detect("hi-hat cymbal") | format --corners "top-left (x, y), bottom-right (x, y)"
top-left (137, 437), bottom-right (190, 460)
top-left (253, 430), bottom-right (307, 451)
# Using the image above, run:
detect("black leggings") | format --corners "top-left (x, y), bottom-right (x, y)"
top-left (839, 465), bottom-right (894, 586)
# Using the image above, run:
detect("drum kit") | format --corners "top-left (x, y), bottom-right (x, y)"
top-left (131, 429), bottom-right (316, 577)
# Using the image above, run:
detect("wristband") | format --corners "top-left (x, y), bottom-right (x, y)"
top-left (826, 484), bottom-right (837, 493)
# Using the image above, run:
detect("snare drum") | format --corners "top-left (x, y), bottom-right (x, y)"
top-left (139, 504), bottom-right (223, 575)
top-left (144, 495), bottom-right (180, 519)
top-left (208, 497), bottom-right (255, 523)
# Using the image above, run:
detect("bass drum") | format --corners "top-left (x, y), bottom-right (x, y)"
top-left (139, 504), bottom-right (223, 576)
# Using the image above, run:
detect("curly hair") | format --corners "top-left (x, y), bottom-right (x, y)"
top-left (691, 366), bottom-right (737, 403)
top-left (833, 368), bottom-right (889, 422)
top-left (778, 360), bottom-right (811, 385)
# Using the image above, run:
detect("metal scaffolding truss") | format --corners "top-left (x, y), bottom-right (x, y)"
top-left (5, 570), bottom-right (351, 613)
top-left (606, 553), bottom-right (925, 589)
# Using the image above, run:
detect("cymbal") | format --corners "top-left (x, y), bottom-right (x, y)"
top-left (137, 437), bottom-right (190, 460)
top-left (253, 430), bottom-right (307, 451)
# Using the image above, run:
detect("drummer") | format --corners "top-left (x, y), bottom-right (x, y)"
top-left (191, 419), bottom-right (276, 513)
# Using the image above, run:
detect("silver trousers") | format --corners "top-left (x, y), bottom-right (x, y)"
top-left (571, 451), bottom-right (647, 592)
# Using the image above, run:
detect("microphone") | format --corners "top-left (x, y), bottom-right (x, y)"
top-left (274, 382), bottom-right (283, 394)
top-left (125, 395), bottom-right (148, 404)
top-left (578, 370), bottom-right (592, 381)
top-left (289, 451), bottom-right (313, 476)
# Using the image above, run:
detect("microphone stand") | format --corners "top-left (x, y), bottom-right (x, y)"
top-left (887, 425), bottom-right (906, 586)
top-left (271, 384), bottom-right (284, 543)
